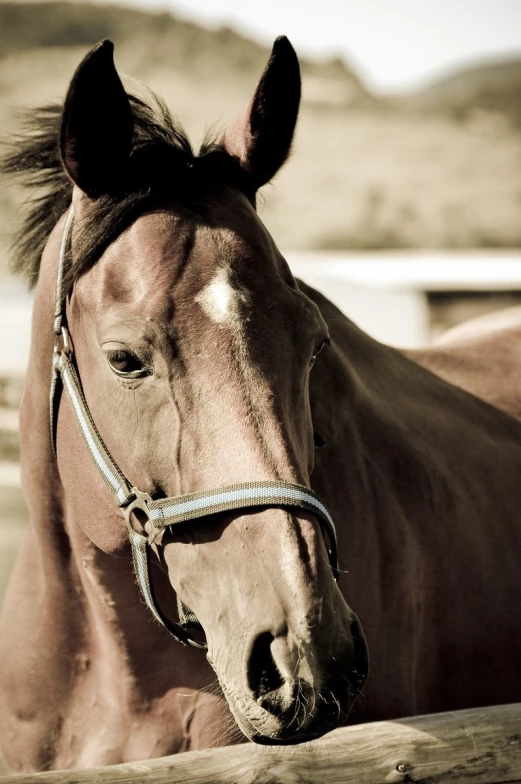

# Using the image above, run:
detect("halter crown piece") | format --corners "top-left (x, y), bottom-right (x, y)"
top-left (50, 206), bottom-right (339, 648)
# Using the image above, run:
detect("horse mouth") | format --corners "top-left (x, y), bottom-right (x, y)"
top-left (217, 676), bottom-right (355, 746)
top-left (250, 725), bottom-right (332, 745)
top-left (233, 694), bottom-right (353, 745)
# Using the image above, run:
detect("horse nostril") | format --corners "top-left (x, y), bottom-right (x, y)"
top-left (247, 631), bottom-right (284, 699)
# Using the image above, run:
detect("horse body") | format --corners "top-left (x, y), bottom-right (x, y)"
top-left (411, 305), bottom-right (521, 420)
top-left (1, 39), bottom-right (521, 772)
top-left (309, 286), bottom-right (521, 719)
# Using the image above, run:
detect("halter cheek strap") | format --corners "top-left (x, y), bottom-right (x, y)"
top-left (50, 205), bottom-right (339, 648)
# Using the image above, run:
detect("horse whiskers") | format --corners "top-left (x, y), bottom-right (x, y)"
top-left (331, 691), bottom-right (342, 722)
top-left (198, 711), bottom-right (243, 748)
top-left (176, 676), bottom-right (221, 698)
top-left (340, 668), bottom-right (367, 703)
top-left (181, 699), bottom-right (239, 749)
top-left (291, 689), bottom-right (302, 730)
top-left (309, 684), bottom-right (317, 721)
top-left (200, 722), bottom-right (236, 748)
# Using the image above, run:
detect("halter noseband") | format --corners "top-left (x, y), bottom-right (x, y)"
top-left (50, 206), bottom-right (339, 648)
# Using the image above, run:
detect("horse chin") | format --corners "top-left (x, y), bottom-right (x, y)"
top-left (231, 696), bottom-right (354, 746)
top-left (217, 677), bottom-right (355, 746)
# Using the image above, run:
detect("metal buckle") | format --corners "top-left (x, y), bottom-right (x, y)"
top-left (54, 325), bottom-right (73, 357)
top-left (123, 487), bottom-right (153, 537)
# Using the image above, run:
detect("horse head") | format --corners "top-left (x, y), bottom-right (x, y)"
top-left (56, 39), bottom-right (368, 744)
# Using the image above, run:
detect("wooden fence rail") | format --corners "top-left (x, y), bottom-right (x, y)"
top-left (1, 702), bottom-right (520, 784)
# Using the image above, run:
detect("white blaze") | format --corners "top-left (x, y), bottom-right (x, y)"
top-left (196, 267), bottom-right (240, 325)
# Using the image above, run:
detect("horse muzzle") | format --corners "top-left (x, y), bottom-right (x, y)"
top-left (209, 617), bottom-right (369, 745)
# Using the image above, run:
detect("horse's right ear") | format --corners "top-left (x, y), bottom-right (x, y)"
top-left (222, 36), bottom-right (301, 191)
top-left (60, 40), bottom-right (133, 198)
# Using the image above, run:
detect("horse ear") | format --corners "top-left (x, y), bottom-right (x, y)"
top-left (222, 36), bottom-right (301, 190)
top-left (60, 39), bottom-right (133, 198)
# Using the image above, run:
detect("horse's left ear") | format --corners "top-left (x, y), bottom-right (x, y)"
top-left (222, 36), bottom-right (301, 190)
top-left (60, 39), bottom-right (134, 198)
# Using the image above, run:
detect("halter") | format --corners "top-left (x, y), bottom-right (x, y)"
top-left (50, 206), bottom-right (339, 648)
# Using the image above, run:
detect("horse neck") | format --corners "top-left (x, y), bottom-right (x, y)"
top-left (323, 315), bottom-right (521, 528)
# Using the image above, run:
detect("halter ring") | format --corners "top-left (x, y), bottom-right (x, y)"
top-left (54, 325), bottom-right (73, 357)
top-left (123, 487), bottom-right (153, 536)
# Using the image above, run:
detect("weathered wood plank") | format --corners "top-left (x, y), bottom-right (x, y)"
top-left (1, 703), bottom-right (520, 784)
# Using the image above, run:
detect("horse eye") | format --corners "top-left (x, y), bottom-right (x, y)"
top-left (310, 337), bottom-right (330, 368)
top-left (314, 431), bottom-right (327, 449)
top-left (106, 350), bottom-right (147, 378)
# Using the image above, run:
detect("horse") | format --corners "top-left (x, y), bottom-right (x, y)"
top-left (1, 37), bottom-right (521, 773)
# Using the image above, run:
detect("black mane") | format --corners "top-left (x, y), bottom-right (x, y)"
top-left (2, 93), bottom-right (249, 290)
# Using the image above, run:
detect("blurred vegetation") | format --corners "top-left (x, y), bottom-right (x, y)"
top-left (0, 1), bottom-right (521, 271)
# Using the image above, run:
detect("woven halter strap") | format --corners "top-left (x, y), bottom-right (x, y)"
top-left (50, 206), bottom-right (339, 648)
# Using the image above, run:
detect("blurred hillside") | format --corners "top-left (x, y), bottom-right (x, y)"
top-left (406, 58), bottom-right (521, 130)
top-left (0, 1), bottom-right (521, 273)
top-left (0, 1), bottom-right (371, 101)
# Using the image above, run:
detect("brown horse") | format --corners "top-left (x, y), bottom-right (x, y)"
top-left (1, 38), bottom-right (521, 773)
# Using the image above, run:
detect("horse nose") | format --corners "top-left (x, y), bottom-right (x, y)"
top-left (248, 632), bottom-right (284, 701)
top-left (247, 630), bottom-right (304, 716)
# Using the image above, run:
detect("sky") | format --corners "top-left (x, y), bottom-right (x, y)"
top-left (100, 0), bottom-right (521, 92)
